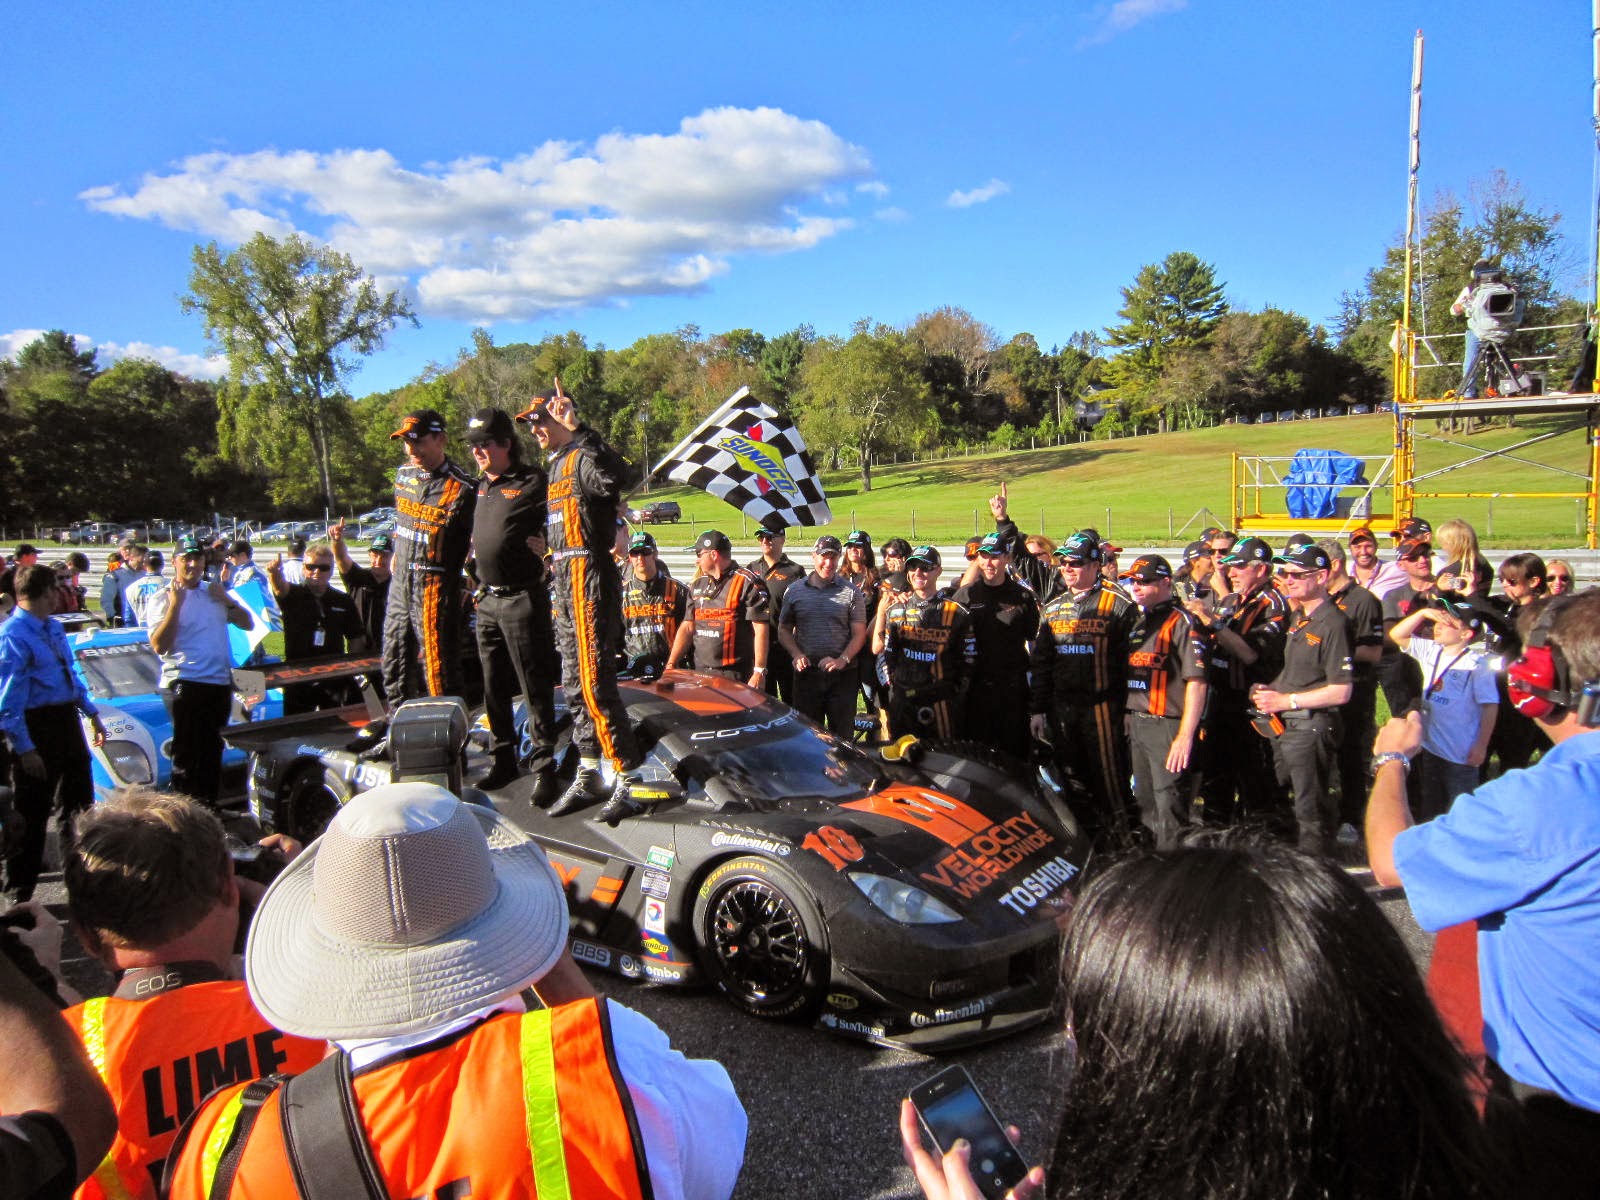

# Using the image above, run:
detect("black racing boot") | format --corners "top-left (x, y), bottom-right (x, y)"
top-left (529, 768), bottom-right (560, 808)
top-left (597, 775), bottom-right (649, 827)
top-left (545, 766), bottom-right (607, 817)
top-left (474, 754), bottom-right (523, 792)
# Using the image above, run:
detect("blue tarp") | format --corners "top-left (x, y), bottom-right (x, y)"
top-left (1285, 448), bottom-right (1367, 519)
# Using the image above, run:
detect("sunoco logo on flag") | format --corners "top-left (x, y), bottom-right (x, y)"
top-left (655, 387), bottom-right (832, 527)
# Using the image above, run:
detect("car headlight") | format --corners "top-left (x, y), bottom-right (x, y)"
top-left (104, 740), bottom-right (154, 784)
top-left (850, 873), bottom-right (961, 925)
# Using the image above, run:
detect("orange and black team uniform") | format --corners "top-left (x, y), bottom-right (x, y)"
top-left (951, 576), bottom-right (1039, 760)
top-left (546, 427), bottom-right (642, 771)
top-left (1195, 583), bottom-right (1288, 825)
top-left (63, 963), bottom-right (323, 1200)
top-left (163, 1001), bottom-right (650, 1200)
top-left (684, 565), bottom-right (770, 679)
top-left (383, 458), bottom-right (476, 708)
top-left (1030, 582), bottom-right (1139, 841)
top-left (1126, 599), bottom-right (1208, 846)
top-left (880, 593), bottom-right (975, 741)
top-left (621, 572), bottom-right (687, 674)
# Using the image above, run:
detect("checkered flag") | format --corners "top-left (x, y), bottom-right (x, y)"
top-left (654, 387), bottom-right (833, 527)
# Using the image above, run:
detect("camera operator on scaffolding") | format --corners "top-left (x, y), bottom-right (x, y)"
top-left (1451, 258), bottom-right (1525, 399)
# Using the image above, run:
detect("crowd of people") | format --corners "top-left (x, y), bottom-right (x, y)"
top-left (1, 380), bottom-right (1597, 1198)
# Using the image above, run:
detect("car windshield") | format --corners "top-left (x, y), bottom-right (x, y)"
top-left (75, 642), bottom-right (162, 699)
top-left (687, 721), bottom-right (883, 805)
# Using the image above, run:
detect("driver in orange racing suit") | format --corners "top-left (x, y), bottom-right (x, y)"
top-left (382, 409), bottom-right (476, 708)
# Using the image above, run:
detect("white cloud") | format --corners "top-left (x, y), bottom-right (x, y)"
top-left (874, 206), bottom-right (909, 223)
top-left (0, 328), bottom-right (227, 380)
top-left (946, 179), bottom-right (1011, 208)
top-left (1079, 0), bottom-right (1187, 47)
top-left (857, 181), bottom-right (890, 199)
top-left (82, 107), bottom-right (873, 322)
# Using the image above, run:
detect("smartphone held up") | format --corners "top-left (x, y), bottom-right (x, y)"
top-left (907, 1065), bottom-right (1031, 1200)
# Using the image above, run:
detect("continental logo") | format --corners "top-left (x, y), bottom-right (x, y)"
top-left (715, 433), bottom-right (799, 496)
top-left (710, 831), bottom-right (791, 856)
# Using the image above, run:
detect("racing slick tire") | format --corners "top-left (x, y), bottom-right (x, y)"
top-left (694, 856), bottom-right (830, 1021)
top-left (282, 763), bottom-right (352, 843)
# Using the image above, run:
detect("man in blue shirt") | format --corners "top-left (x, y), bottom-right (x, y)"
top-left (0, 564), bottom-right (106, 901)
top-left (1367, 589), bottom-right (1600, 1196)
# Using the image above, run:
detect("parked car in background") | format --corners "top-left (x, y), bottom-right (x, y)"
top-left (628, 500), bottom-right (683, 525)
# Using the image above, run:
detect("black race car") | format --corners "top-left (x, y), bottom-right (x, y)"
top-left (228, 668), bottom-right (1090, 1050)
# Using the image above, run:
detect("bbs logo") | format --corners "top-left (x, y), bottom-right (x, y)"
top-left (571, 940), bottom-right (611, 969)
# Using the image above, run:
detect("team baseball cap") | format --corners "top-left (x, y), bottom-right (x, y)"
top-left (844, 530), bottom-right (871, 548)
top-left (14, 544), bottom-right (38, 559)
top-left (1283, 532), bottom-right (1316, 553)
top-left (755, 522), bottom-right (787, 541)
top-left (390, 409), bottom-right (447, 441)
top-left (1348, 525), bottom-right (1378, 546)
top-left (905, 545), bottom-right (942, 569)
top-left (813, 534), bottom-right (843, 555)
top-left (228, 539), bottom-right (252, 556)
top-left (1272, 545), bottom-right (1331, 572)
top-left (693, 530), bottom-right (732, 555)
top-left (1122, 555), bottom-right (1172, 583)
top-left (628, 531), bottom-right (658, 554)
top-left (976, 532), bottom-right (1008, 557)
top-left (1396, 537), bottom-right (1433, 559)
top-left (465, 408), bottom-right (516, 444)
top-left (1220, 537), bottom-right (1272, 566)
top-left (370, 533), bottom-right (395, 553)
top-left (176, 535), bottom-right (204, 558)
top-left (1199, 526), bottom-right (1225, 543)
top-left (1055, 532), bottom-right (1101, 563)
top-left (1392, 517), bottom-right (1432, 541)
top-left (1100, 540), bottom-right (1122, 556)
top-left (1182, 540), bottom-right (1209, 565)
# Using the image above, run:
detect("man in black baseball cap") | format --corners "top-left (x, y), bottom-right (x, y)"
top-left (954, 529), bottom-right (1040, 758)
top-left (667, 530), bottom-right (771, 694)
top-left (620, 530), bottom-right (686, 683)
top-left (1249, 543), bottom-right (1353, 854)
top-left (877, 545), bottom-right (974, 741)
top-left (754, 522), bottom-right (804, 703)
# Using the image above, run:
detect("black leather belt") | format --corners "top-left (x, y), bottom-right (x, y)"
top-left (482, 584), bottom-right (535, 597)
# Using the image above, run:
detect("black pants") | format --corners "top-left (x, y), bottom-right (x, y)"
top-left (476, 589), bottom-right (557, 775)
top-left (1336, 678), bottom-right (1378, 827)
top-left (552, 557), bottom-right (638, 771)
top-left (1050, 701), bottom-right (1132, 847)
top-left (765, 644), bottom-right (796, 705)
top-left (1484, 1059), bottom-right (1600, 1200)
top-left (1128, 712), bottom-right (1189, 848)
top-left (1197, 705), bottom-right (1283, 827)
top-left (164, 680), bottom-right (234, 804)
top-left (1271, 711), bottom-right (1341, 855)
top-left (963, 675), bottom-right (1031, 761)
top-left (6, 704), bottom-right (92, 901)
top-left (381, 569), bottom-right (462, 709)
top-left (885, 688), bottom-right (960, 742)
top-left (792, 667), bottom-right (858, 738)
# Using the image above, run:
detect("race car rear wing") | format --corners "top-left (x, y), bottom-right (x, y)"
top-left (232, 653), bottom-right (386, 721)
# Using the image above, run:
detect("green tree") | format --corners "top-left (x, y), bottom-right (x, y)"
top-left (797, 321), bottom-right (935, 492)
top-left (1103, 251), bottom-right (1228, 388)
top-left (758, 325), bottom-right (815, 402)
top-left (183, 232), bottom-right (417, 510)
top-left (12, 329), bottom-right (98, 380)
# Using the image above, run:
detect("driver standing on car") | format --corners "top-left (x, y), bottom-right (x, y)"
top-left (0, 564), bottom-right (106, 902)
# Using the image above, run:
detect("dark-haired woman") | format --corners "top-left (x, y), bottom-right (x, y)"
top-left (901, 837), bottom-right (1499, 1200)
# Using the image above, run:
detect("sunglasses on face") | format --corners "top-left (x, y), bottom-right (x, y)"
top-left (304, 563), bottom-right (333, 574)
top-left (1275, 568), bottom-right (1315, 580)
top-left (1550, 574), bottom-right (1571, 583)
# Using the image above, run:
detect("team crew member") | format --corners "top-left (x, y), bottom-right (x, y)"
top-left (147, 536), bottom-right (254, 806)
top-left (1379, 527), bottom-right (1438, 716)
top-left (1321, 538), bottom-right (1385, 832)
top-left (328, 521), bottom-right (393, 648)
top-left (1029, 532), bottom-right (1139, 844)
top-left (1173, 541), bottom-right (1217, 608)
top-left (953, 532), bottom-right (1040, 760)
top-left (620, 531), bottom-right (686, 677)
top-left (163, 783), bottom-right (748, 1200)
top-left (0, 565), bottom-right (106, 902)
top-left (876, 545), bottom-right (974, 741)
top-left (62, 790), bottom-right (324, 1200)
top-left (381, 409), bottom-right (476, 710)
top-left (754, 523), bottom-right (805, 703)
top-left (464, 407), bottom-right (559, 798)
top-left (267, 543), bottom-right (367, 715)
top-left (776, 535), bottom-right (865, 737)
top-left (223, 541), bottom-right (264, 590)
top-left (1250, 544), bottom-right (1354, 855)
top-left (516, 386), bottom-right (643, 821)
top-left (1185, 536), bottom-right (1289, 827)
top-left (987, 483), bottom-right (1059, 603)
top-left (1369, 516), bottom-right (1433, 601)
top-left (669, 530), bottom-right (771, 686)
top-left (1121, 555), bottom-right (1208, 848)
top-left (121, 553), bottom-right (166, 628)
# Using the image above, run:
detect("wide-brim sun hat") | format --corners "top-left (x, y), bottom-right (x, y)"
top-left (245, 782), bottom-right (570, 1040)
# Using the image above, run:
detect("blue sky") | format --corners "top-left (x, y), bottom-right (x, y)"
top-left (3, 0), bottom-right (1590, 394)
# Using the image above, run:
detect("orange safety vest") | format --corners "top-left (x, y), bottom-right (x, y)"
top-left (164, 999), bottom-right (652, 1200)
top-left (64, 979), bottom-right (324, 1200)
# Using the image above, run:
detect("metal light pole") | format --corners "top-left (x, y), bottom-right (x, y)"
top-left (638, 408), bottom-right (651, 493)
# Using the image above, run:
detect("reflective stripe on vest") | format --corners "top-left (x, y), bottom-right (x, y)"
top-left (77, 997), bottom-right (138, 1200)
top-left (198, 1089), bottom-right (250, 1198)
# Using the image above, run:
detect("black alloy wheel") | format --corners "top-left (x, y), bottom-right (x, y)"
top-left (695, 857), bottom-right (829, 1020)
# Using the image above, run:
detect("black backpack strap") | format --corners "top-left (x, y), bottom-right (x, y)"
top-left (159, 1074), bottom-right (281, 1200)
top-left (278, 1051), bottom-right (389, 1200)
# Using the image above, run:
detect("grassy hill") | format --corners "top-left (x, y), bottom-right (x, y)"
top-left (642, 412), bottom-right (1596, 549)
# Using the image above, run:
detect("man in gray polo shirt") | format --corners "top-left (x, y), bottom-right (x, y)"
top-left (776, 534), bottom-right (867, 737)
